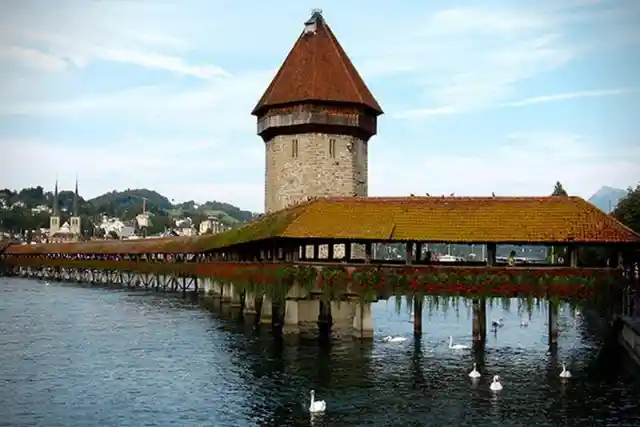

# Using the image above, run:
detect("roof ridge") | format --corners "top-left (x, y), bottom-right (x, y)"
top-left (316, 195), bottom-right (588, 201)
top-left (323, 21), bottom-right (365, 106)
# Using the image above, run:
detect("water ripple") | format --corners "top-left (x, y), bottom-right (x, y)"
top-left (1, 277), bottom-right (640, 426)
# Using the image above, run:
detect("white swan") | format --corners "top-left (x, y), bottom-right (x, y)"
top-left (559, 362), bottom-right (572, 379)
top-left (490, 375), bottom-right (503, 391)
top-left (309, 390), bottom-right (326, 413)
top-left (448, 336), bottom-right (469, 350)
top-left (468, 362), bottom-right (481, 378)
top-left (383, 336), bottom-right (408, 343)
top-left (44, 281), bottom-right (50, 286)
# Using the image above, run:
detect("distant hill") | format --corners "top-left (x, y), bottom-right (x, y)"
top-left (87, 189), bottom-right (256, 225)
top-left (588, 186), bottom-right (628, 212)
top-left (0, 186), bottom-right (256, 235)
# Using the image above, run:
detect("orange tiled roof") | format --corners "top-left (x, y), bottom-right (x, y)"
top-left (5, 196), bottom-right (638, 255)
top-left (274, 196), bottom-right (640, 244)
top-left (251, 11), bottom-right (383, 116)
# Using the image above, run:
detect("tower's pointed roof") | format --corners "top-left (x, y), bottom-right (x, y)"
top-left (252, 10), bottom-right (383, 116)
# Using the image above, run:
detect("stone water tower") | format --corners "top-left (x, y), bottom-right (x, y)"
top-left (252, 9), bottom-right (383, 214)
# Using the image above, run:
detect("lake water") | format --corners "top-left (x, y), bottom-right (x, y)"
top-left (1, 277), bottom-right (640, 426)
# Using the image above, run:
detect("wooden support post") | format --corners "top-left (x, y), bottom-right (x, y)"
top-left (568, 245), bottom-right (579, 268)
top-left (548, 300), bottom-right (558, 347)
top-left (480, 297), bottom-right (487, 340)
top-left (344, 242), bottom-right (352, 262)
top-left (616, 250), bottom-right (624, 269)
top-left (328, 243), bottom-right (334, 260)
top-left (415, 243), bottom-right (423, 263)
top-left (365, 243), bottom-right (372, 264)
top-left (318, 300), bottom-right (332, 337)
top-left (405, 242), bottom-right (414, 265)
top-left (486, 244), bottom-right (496, 267)
top-left (413, 297), bottom-right (423, 336)
top-left (472, 298), bottom-right (486, 348)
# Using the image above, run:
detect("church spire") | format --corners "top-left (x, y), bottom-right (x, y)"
top-left (53, 178), bottom-right (59, 216)
top-left (73, 174), bottom-right (79, 217)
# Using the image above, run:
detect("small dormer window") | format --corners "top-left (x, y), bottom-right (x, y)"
top-left (304, 8), bottom-right (322, 35)
top-left (304, 21), bottom-right (317, 34)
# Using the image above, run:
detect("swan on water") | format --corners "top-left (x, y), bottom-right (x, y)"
top-left (559, 362), bottom-right (572, 379)
top-left (468, 362), bottom-right (481, 378)
top-left (309, 390), bottom-right (326, 413)
top-left (448, 336), bottom-right (469, 350)
top-left (490, 375), bottom-right (503, 391)
top-left (383, 336), bottom-right (408, 343)
top-left (520, 319), bottom-right (529, 327)
top-left (44, 282), bottom-right (50, 286)
top-left (491, 318), bottom-right (504, 328)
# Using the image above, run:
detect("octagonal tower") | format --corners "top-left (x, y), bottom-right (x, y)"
top-left (252, 10), bottom-right (383, 213)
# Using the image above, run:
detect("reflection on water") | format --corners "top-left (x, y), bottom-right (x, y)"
top-left (1, 277), bottom-right (640, 426)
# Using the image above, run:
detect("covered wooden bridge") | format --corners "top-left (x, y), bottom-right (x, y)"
top-left (1, 195), bottom-right (638, 343)
top-left (3, 195), bottom-right (638, 263)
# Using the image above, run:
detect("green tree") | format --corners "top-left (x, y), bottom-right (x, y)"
top-left (552, 181), bottom-right (568, 196)
top-left (613, 185), bottom-right (640, 233)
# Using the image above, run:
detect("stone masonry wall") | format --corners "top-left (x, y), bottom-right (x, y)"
top-left (264, 132), bottom-right (368, 213)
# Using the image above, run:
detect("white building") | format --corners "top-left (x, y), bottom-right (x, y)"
top-left (136, 212), bottom-right (149, 229)
top-left (199, 216), bottom-right (229, 235)
top-left (99, 216), bottom-right (136, 239)
top-left (174, 217), bottom-right (197, 237)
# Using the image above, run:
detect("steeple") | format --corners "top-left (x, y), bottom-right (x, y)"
top-left (69, 174), bottom-right (82, 237)
top-left (49, 177), bottom-right (61, 236)
top-left (73, 175), bottom-right (79, 216)
top-left (53, 178), bottom-right (59, 216)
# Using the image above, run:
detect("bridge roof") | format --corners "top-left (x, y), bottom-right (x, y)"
top-left (4, 196), bottom-right (639, 255)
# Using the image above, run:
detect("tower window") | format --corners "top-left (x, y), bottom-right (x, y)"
top-left (329, 138), bottom-right (336, 158)
top-left (292, 139), bottom-right (299, 158)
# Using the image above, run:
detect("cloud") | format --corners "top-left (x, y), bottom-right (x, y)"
top-left (369, 132), bottom-right (640, 199)
top-left (0, 136), bottom-right (266, 211)
top-left (367, 3), bottom-right (638, 118)
top-left (500, 88), bottom-right (637, 107)
top-left (0, 0), bottom-right (638, 213)
top-left (395, 87), bottom-right (636, 118)
top-left (0, 45), bottom-right (68, 72)
top-left (0, 2), bottom-right (228, 79)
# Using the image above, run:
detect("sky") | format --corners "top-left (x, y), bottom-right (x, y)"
top-left (0, 0), bottom-right (639, 212)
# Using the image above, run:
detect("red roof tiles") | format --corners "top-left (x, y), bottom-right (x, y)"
top-left (5, 197), bottom-right (639, 255)
top-left (252, 11), bottom-right (383, 116)
top-left (274, 196), bottom-right (640, 244)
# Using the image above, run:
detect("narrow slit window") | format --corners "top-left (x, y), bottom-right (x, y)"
top-left (329, 138), bottom-right (336, 158)
top-left (292, 139), bottom-right (298, 158)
